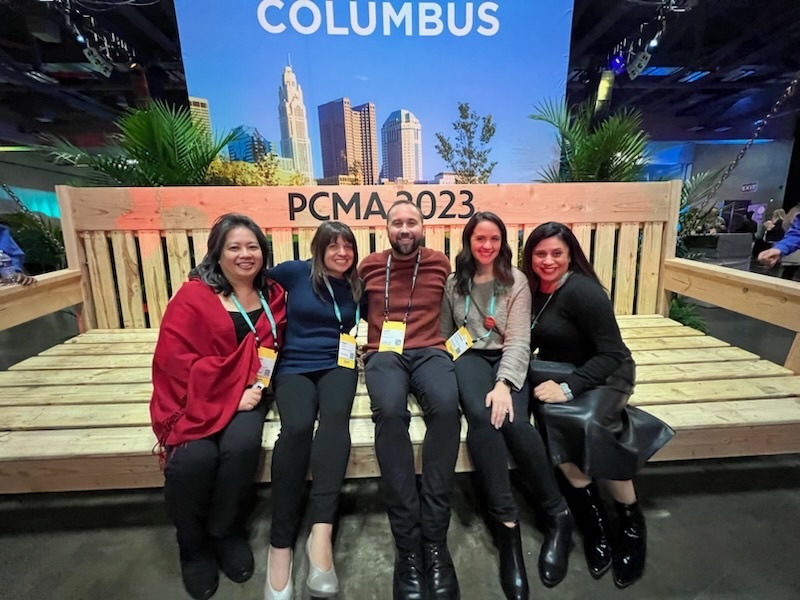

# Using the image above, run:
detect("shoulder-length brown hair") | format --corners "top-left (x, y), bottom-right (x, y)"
top-left (310, 221), bottom-right (363, 302)
top-left (453, 211), bottom-right (514, 296)
top-left (521, 222), bottom-right (602, 295)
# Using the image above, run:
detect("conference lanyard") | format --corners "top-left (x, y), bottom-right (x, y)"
top-left (323, 277), bottom-right (360, 332)
top-left (464, 280), bottom-right (497, 342)
top-left (231, 290), bottom-right (278, 350)
top-left (531, 271), bottom-right (572, 332)
top-left (383, 251), bottom-right (422, 323)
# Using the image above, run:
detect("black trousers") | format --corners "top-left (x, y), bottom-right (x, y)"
top-left (164, 401), bottom-right (268, 557)
top-left (270, 366), bottom-right (358, 548)
top-left (364, 348), bottom-right (461, 552)
top-left (455, 351), bottom-right (563, 522)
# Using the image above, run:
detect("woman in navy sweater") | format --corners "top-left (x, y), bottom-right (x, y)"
top-left (264, 222), bottom-right (362, 600)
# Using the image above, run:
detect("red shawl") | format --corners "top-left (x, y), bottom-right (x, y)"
top-left (150, 278), bottom-right (286, 450)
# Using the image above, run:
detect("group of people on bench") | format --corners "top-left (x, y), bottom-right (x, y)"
top-left (150, 201), bottom-right (675, 600)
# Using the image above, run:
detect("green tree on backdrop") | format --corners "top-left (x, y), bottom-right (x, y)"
top-left (435, 102), bottom-right (497, 184)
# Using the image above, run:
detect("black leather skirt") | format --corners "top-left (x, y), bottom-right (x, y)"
top-left (529, 357), bottom-right (675, 480)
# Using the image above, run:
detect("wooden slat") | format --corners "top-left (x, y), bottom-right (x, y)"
top-left (625, 336), bottom-right (728, 351)
top-left (271, 228), bottom-right (294, 264)
top-left (425, 225), bottom-right (446, 254)
top-left (85, 232), bottom-right (120, 329)
top-left (0, 269), bottom-right (83, 331)
top-left (613, 222), bottom-right (639, 315)
top-left (449, 226), bottom-right (463, 270)
top-left (508, 224), bottom-right (520, 268)
top-left (353, 227), bottom-right (371, 258)
top-left (593, 223), bottom-right (616, 292)
top-left (40, 342), bottom-right (156, 356)
top-left (0, 383), bottom-right (152, 405)
top-left (786, 333), bottom-right (800, 374)
top-left (616, 317), bottom-right (681, 328)
top-left (297, 228), bottom-right (315, 260)
top-left (571, 223), bottom-right (592, 259)
top-left (636, 221), bottom-right (663, 314)
top-left (0, 426), bottom-right (157, 460)
top-left (138, 231), bottom-right (168, 327)
top-left (634, 377), bottom-right (800, 405)
top-left (0, 368), bottom-right (152, 386)
top-left (374, 227), bottom-right (390, 253)
top-left (110, 232), bottom-right (146, 328)
top-left (191, 229), bottom-right (210, 264)
top-left (620, 326), bottom-right (703, 339)
top-left (630, 346), bottom-right (757, 366)
top-left (645, 398), bottom-right (800, 430)
top-left (65, 331), bottom-right (157, 343)
top-left (165, 231), bottom-right (192, 295)
top-left (636, 360), bottom-right (792, 383)
top-left (651, 423), bottom-right (800, 462)
top-left (0, 404), bottom-right (150, 431)
top-left (10, 354), bottom-right (151, 371)
top-left (657, 179), bottom-right (681, 315)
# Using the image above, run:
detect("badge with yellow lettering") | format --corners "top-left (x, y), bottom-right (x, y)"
top-left (445, 326), bottom-right (474, 360)
top-left (338, 333), bottom-right (357, 369)
top-left (256, 347), bottom-right (278, 387)
top-left (378, 321), bottom-right (406, 354)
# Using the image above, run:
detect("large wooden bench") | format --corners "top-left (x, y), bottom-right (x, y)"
top-left (0, 181), bottom-right (798, 494)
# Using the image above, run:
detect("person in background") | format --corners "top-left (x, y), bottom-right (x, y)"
top-left (759, 206), bottom-right (800, 280)
top-left (441, 212), bottom-right (572, 599)
top-left (522, 222), bottom-right (674, 590)
top-left (264, 222), bottom-right (362, 600)
top-left (150, 214), bottom-right (286, 600)
top-left (734, 211), bottom-right (757, 238)
top-left (0, 223), bottom-right (35, 285)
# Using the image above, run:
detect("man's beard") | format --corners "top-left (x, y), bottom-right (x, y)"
top-left (389, 235), bottom-right (422, 256)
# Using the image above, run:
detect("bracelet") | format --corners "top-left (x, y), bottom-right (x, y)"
top-left (559, 382), bottom-right (574, 401)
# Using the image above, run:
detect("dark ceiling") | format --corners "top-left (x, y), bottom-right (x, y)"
top-left (568, 0), bottom-right (800, 141)
top-left (0, 0), bottom-right (798, 148)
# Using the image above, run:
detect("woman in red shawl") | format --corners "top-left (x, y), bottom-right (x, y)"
top-left (151, 213), bottom-right (286, 600)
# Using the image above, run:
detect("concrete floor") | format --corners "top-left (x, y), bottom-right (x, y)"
top-left (1, 268), bottom-right (798, 600)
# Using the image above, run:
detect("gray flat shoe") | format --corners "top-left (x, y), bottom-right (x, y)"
top-left (305, 535), bottom-right (339, 597)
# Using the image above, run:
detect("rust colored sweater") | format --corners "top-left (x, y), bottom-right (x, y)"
top-left (359, 247), bottom-right (451, 351)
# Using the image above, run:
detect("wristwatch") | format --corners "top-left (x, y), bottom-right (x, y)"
top-left (559, 382), bottom-right (574, 401)
top-left (497, 377), bottom-right (515, 391)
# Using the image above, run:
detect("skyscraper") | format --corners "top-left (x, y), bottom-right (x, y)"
top-left (318, 98), bottom-right (379, 185)
top-left (381, 109), bottom-right (423, 183)
top-left (189, 96), bottom-right (212, 134)
top-left (227, 127), bottom-right (267, 163)
top-left (278, 63), bottom-right (315, 183)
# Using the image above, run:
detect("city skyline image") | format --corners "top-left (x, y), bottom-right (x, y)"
top-left (173, 0), bottom-right (575, 183)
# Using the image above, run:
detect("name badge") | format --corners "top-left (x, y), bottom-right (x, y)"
top-left (378, 321), bottom-right (406, 354)
top-left (338, 333), bottom-right (357, 369)
top-left (445, 326), bottom-right (474, 360)
top-left (256, 347), bottom-right (278, 387)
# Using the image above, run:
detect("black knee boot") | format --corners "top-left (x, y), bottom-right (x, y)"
top-left (493, 522), bottom-right (529, 600)
top-left (612, 501), bottom-right (646, 588)
top-left (538, 506), bottom-right (572, 587)
top-left (570, 482), bottom-right (612, 578)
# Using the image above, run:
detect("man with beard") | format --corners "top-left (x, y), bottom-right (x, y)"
top-left (358, 200), bottom-right (461, 600)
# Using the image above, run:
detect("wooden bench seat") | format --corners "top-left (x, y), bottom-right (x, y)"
top-left (2, 314), bottom-right (800, 494)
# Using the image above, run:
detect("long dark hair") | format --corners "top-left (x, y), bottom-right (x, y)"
top-left (310, 221), bottom-right (363, 302)
top-left (190, 213), bottom-right (272, 296)
top-left (454, 211), bottom-right (514, 296)
top-left (521, 222), bottom-right (601, 295)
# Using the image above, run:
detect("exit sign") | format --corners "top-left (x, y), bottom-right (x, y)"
top-left (741, 182), bottom-right (758, 193)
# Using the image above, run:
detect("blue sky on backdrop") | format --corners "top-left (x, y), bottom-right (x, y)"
top-left (174, 0), bottom-right (574, 183)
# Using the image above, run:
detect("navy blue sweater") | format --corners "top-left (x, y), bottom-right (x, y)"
top-left (268, 260), bottom-right (360, 375)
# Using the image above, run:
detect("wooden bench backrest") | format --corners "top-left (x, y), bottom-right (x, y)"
top-left (55, 181), bottom-right (681, 329)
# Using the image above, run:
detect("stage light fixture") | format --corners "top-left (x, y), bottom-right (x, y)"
top-left (609, 53), bottom-right (626, 75)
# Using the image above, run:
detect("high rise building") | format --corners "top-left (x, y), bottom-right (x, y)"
top-left (381, 109), bottom-right (423, 183)
top-left (278, 63), bottom-right (315, 183)
top-left (318, 98), bottom-right (379, 185)
top-left (227, 127), bottom-right (268, 163)
top-left (189, 96), bottom-right (212, 134)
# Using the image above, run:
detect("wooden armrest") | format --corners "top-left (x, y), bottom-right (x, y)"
top-left (0, 269), bottom-right (83, 331)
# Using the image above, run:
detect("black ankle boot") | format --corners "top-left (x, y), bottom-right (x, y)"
top-left (571, 483), bottom-right (612, 578)
top-left (493, 522), bottom-right (529, 600)
top-left (538, 508), bottom-right (572, 587)
top-left (213, 534), bottom-right (254, 583)
top-left (423, 541), bottom-right (460, 599)
top-left (178, 538), bottom-right (218, 600)
top-left (393, 548), bottom-right (425, 600)
top-left (613, 501), bottom-right (647, 589)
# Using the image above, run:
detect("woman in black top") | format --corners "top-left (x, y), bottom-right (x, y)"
top-left (521, 222), bottom-right (673, 590)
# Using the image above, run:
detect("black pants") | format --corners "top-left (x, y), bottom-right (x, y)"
top-left (364, 348), bottom-right (461, 552)
top-left (456, 351), bottom-right (563, 522)
top-left (164, 401), bottom-right (268, 557)
top-left (270, 366), bottom-right (358, 548)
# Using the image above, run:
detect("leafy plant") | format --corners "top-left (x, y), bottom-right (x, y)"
top-left (435, 102), bottom-right (497, 184)
top-left (668, 295), bottom-right (708, 333)
top-left (0, 211), bottom-right (65, 273)
top-left (677, 168), bottom-right (726, 251)
top-left (46, 100), bottom-right (242, 186)
top-left (530, 98), bottom-right (650, 182)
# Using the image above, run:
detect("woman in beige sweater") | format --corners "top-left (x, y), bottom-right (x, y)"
top-left (441, 212), bottom-right (571, 599)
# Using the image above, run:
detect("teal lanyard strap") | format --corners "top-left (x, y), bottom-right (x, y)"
top-left (231, 290), bottom-right (278, 350)
top-left (323, 277), bottom-right (360, 333)
top-left (464, 280), bottom-right (496, 342)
